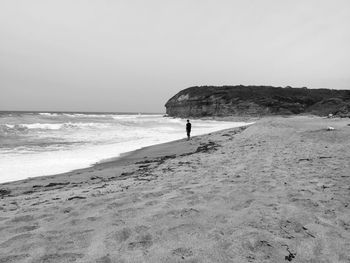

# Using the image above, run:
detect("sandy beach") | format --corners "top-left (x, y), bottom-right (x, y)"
top-left (0, 116), bottom-right (349, 263)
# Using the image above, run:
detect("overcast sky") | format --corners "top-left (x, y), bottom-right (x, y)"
top-left (0, 0), bottom-right (349, 113)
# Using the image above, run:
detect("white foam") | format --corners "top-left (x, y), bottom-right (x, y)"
top-left (39, 112), bottom-right (60, 117)
top-left (2, 122), bottom-right (115, 131)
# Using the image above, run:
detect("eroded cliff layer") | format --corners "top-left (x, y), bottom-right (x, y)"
top-left (165, 85), bottom-right (350, 117)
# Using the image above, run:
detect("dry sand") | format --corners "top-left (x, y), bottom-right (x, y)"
top-left (0, 116), bottom-right (349, 263)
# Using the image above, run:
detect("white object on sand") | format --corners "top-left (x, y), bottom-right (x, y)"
top-left (327, 126), bottom-right (335, 131)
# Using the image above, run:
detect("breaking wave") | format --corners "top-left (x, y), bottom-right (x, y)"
top-left (0, 122), bottom-right (114, 135)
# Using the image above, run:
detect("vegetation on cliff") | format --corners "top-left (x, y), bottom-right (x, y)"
top-left (165, 85), bottom-right (350, 117)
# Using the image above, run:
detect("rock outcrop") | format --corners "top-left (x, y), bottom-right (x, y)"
top-left (165, 85), bottom-right (350, 118)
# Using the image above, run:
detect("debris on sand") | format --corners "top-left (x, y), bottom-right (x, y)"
top-left (67, 196), bottom-right (86, 201)
top-left (45, 182), bottom-right (70, 188)
top-left (0, 189), bottom-right (11, 197)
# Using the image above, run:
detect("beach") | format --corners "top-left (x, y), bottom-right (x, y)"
top-left (0, 116), bottom-right (349, 262)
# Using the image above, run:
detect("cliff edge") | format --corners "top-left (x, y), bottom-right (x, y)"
top-left (165, 85), bottom-right (350, 118)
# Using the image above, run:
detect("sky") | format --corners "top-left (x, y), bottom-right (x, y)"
top-left (0, 0), bottom-right (349, 113)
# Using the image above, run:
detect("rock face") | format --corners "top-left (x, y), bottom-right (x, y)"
top-left (165, 85), bottom-right (350, 117)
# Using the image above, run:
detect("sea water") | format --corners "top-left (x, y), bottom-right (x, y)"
top-left (0, 112), bottom-right (249, 183)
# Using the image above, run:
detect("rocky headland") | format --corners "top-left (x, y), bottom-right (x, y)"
top-left (165, 85), bottom-right (350, 118)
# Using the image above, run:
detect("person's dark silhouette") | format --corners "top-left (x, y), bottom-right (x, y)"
top-left (186, 120), bottom-right (191, 140)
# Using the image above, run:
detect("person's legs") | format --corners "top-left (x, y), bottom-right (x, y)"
top-left (187, 131), bottom-right (190, 140)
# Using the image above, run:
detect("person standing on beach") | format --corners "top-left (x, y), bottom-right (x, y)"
top-left (186, 120), bottom-right (192, 140)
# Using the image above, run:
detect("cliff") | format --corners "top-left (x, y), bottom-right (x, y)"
top-left (165, 85), bottom-right (350, 118)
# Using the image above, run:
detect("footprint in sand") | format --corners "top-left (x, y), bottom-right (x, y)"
top-left (42, 229), bottom-right (94, 251)
top-left (104, 227), bottom-right (132, 249)
top-left (114, 228), bottom-right (132, 242)
top-left (116, 207), bottom-right (141, 218)
top-left (61, 207), bottom-right (74, 214)
top-left (152, 207), bottom-right (201, 220)
top-left (127, 233), bottom-right (153, 250)
top-left (231, 199), bottom-right (254, 210)
top-left (167, 223), bottom-right (203, 238)
top-left (214, 214), bottom-right (228, 224)
top-left (142, 190), bottom-right (166, 199)
top-left (111, 219), bottom-right (125, 226)
top-left (187, 196), bottom-right (202, 206)
top-left (168, 208), bottom-right (200, 218)
top-left (68, 229), bottom-right (94, 249)
top-left (106, 202), bottom-right (126, 210)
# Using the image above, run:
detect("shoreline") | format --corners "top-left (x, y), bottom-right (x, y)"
top-left (0, 123), bottom-right (251, 194)
top-left (95, 123), bottom-right (253, 166)
top-left (0, 117), bottom-right (253, 186)
top-left (0, 116), bottom-right (349, 262)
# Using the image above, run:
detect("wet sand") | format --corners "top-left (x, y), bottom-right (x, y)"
top-left (0, 116), bottom-right (349, 262)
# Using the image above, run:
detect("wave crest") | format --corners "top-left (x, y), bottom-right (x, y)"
top-left (0, 122), bottom-right (113, 135)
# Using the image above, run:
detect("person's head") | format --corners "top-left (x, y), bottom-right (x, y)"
top-left (187, 119), bottom-right (189, 123)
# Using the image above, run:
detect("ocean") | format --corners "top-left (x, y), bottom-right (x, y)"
top-left (0, 112), bottom-right (249, 183)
